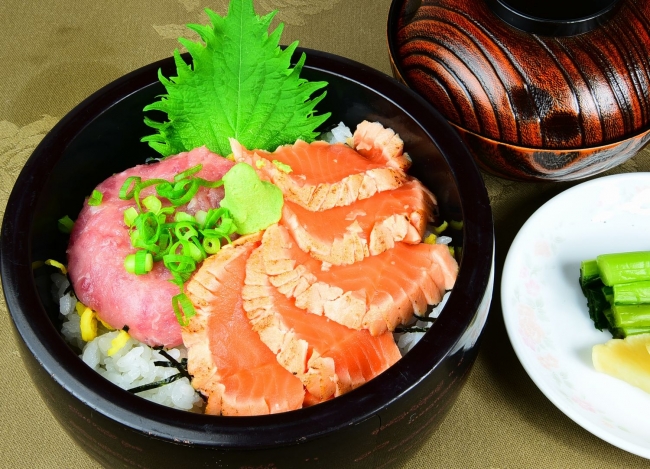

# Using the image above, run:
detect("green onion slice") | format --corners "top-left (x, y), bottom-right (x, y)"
top-left (172, 293), bottom-right (196, 327)
top-left (117, 166), bottom-right (240, 326)
top-left (123, 207), bottom-right (138, 227)
top-left (203, 237), bottom-right (221, 255)
top-left (174, 222), bottom-right (198, 241)
top-left (194, 210), bottom-right (207, 226)
top-left (124, 250), bottom-right (153, 275)
top-left (142, 195), bottom-right (163, 214)
top-left (133, 178), bottom-right (167, 211)
top-left (155, 179), bottom-right (195, 205)
top-left (119, 176), bottom-right (141, 200)
top-left (203, 207), bottom-right (231, 229)
top-left (163, 252), bottom-right (196, 274)
top-left (58, 215), bottom-right (75, 234)
top-left (174, 211), bottom-right (197, 224)
top-left (88, 190), bottom-right (103, 206)
top-left (173, 164), bottom-right (203, 182)
top-left (196, 177), bottom-right (224, 189)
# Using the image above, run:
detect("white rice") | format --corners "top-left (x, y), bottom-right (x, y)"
top-left (51, 273), bottom-right (203, 412)
top-left (320, 121), bottom-right (353, 144)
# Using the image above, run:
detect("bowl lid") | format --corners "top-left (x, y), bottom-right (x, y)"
top-left (388, 0), bottom-right (650, 149)
top-left (488, 0), bottom-right (620, 36)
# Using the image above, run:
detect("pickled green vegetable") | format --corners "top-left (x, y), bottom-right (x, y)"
top-left (596, 251), bottom-right (650, 286)
top-left (580, 251), bottom-right (650, 338)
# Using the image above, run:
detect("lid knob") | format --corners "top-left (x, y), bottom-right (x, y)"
top-left (487, 0), bottom-right (621, 36)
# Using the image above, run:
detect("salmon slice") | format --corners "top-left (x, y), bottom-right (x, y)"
top-left (230, 138), bottom-right (407, 211)
top-left (243, 247), bottom-right (402, 401)
top-left (280, 179), bottom-right (437, 265)
top-left (260, 224), bottom-right (458, 335)
top-left (183, 239), bottom-right (305, 415)
top-left (353, 120), bottom-right (412, 171)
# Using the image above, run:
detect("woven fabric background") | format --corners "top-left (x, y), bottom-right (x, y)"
top-left (1, 0), bottom-right (650, 467)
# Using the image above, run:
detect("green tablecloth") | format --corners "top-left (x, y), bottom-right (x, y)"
top-left (1, 1), bottom-right (650, 467)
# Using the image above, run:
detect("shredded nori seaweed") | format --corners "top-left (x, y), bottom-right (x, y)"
top-left (127, 347), bottom-right (194, 394)
top-left (413, 314), bottom-right (436, 323)
top-left (394, 326), bottom-right (430, 333)
top-left (127, 373), bottom-right (186, 394)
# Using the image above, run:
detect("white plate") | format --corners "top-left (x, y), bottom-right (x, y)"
top-left (502, 172), bottom-right (650, 459)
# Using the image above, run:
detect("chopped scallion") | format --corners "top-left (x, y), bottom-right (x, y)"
top-left (175, 211), bottom-right (197, 224)
top-left (124, 251), bottom-right (153, 275)
top-left (174, 164), bottom-right (203, 182)
top-left (174, 222), bottom-right (198, 241)
top-left (119, 176), bottom-right (141, 200)
top-left (143, 195), bottom-right (163, 214)
top-left (123, 207), bottom-right (138, 227)
top-left (88, 190), bottom-right (103, 206)
top-left (203, 237), bottom-right (221, 254)
top-left (172, 293), bottom-right (196, 327)
top-left (117, 166), bottom-right (237, 325)
top-left (58, 215), bottom-right (75, 234)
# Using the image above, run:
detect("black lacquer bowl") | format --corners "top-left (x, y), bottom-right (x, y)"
top-left (0, 49), bottom-right (494, 468)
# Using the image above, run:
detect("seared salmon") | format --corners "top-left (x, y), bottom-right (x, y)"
top-left (280, 179), bottom-right (437, 265)
top-left (230, 138), bottom-right (407, 211)
top-left (184, 238), bottom-right (305, 415)
top-left (353, 120), bottom-right (412, 171)
top-left (243, 247), bottom-right (402, 401)
top-left (260, 224), bottom-right (457, 335)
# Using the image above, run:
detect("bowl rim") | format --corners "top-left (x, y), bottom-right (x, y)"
top-left (0, 47), bottom-right (494, 448)
top-left (449, 121), bottom-right (650, 152)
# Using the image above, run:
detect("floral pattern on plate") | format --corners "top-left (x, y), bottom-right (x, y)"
top-left (502, 173), bottom-right (650, 458)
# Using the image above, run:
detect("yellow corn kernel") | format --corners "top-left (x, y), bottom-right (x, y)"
top-left (45, 259), bottom-right (67, 275)
top-left (107, 330), bottom-right (130, 356)
top-left (423, 233), bottom-right (437, 245)
top-left (448, 246), bottom-right (455, 257)
top-left (80, 307), bottom-right (97, 342)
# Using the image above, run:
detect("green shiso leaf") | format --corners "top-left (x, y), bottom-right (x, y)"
top-left (141, 0), bottom-right (331, 157)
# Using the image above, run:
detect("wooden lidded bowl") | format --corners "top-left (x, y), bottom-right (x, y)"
top-left (388, 0), bottom-right (650, 181)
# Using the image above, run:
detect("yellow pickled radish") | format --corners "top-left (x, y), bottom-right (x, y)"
top-left (592, 333), bottom-right (650, 393)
